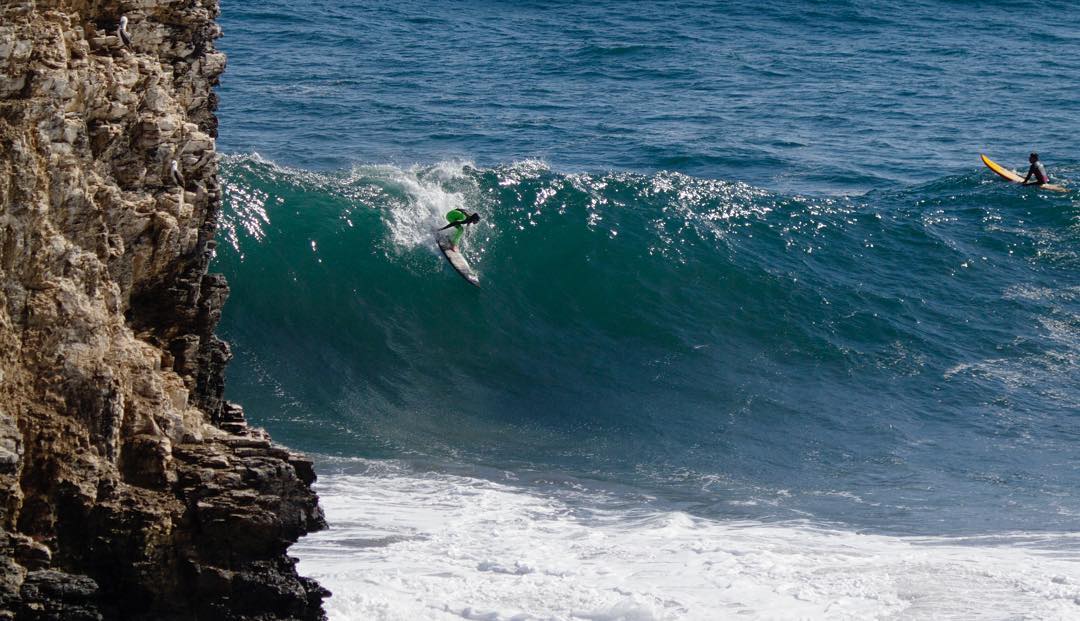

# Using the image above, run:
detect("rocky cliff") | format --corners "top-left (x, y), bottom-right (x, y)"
top-left (0, 1), bottom-right (327, 619)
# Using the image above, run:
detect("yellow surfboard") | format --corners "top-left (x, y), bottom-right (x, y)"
top-left (981, 154), bottom-right (1067, 192)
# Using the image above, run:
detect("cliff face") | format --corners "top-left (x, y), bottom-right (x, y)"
top-left (0, 1), bottom-right (327, 619)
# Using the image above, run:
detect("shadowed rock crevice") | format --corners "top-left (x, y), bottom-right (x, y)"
top-left (0, 1), bottom-right (328, 619)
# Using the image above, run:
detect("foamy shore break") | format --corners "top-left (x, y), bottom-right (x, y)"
top-left (0, 1), bottom-right (326, 618)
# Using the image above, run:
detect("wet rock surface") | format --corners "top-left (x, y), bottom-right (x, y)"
top-left (0, 1), bottom-right (327, 618)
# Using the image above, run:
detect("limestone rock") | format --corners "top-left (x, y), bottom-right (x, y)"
top-left (0, 0), bottom-right (327, 618)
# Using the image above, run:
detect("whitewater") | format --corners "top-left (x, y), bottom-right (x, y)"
top-left (294, 460), bottom-right (1080, 621)
top-left (214, 0), bottom-right (1080, 618)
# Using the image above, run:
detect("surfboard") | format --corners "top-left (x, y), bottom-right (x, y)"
top-left (437, 237), bottom-right (480, 287)
top-left (981, 154), bottom-right (1067, 192)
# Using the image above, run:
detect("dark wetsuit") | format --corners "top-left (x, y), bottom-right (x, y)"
top-left (1026, 161), bottom-right (1049, 185)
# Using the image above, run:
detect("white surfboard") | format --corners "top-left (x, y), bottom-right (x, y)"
top-left (438, 237), bottom-right (480, 287)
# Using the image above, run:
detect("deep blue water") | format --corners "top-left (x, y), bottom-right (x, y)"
top-left (214, 0), bottom-right (1080, 538)
top-left (218, 0), bottom-right (1079, 194)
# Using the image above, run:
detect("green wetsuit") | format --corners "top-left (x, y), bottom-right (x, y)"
top-left (445, 208), bottom-right (468, 246)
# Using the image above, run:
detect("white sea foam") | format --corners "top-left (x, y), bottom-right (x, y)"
top-left (362, 161), bottom-right (477, 250)
top-left (222, 154), bottom-right (485, 254)
top-left (294, 460), bottom-right (1080, 621)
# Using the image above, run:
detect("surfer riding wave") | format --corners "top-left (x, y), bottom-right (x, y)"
top-left (438, 208), bottom-right (481, 250)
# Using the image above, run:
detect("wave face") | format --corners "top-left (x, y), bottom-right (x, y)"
top-left (217, 155), bottom-right (1080, 536)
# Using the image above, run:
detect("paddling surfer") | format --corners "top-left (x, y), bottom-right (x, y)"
top-left (439, 208), bottom-right (481, 250)
top-left (1022, 153), bottom-right (1050, 186)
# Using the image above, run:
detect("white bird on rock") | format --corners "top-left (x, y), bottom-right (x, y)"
top-left (169, 160), bottom-right (185, 188)
top-left (117, 16), bottom-right (132, 47)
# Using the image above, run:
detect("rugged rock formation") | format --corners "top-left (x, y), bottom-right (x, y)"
top-left (0, 1), bottom-right (327, 619)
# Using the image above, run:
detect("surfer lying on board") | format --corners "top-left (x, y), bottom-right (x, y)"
top-left (1022, 153), bottom-right (1050, 186)
top-left (438, 208), bottom-right (481, 250)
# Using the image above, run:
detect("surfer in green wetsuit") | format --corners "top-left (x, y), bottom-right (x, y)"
top-left (438, 208), bottom-right (480, 250)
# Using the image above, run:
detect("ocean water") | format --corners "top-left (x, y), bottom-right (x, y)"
top-left (214, 1), bottom-right (1080, 619)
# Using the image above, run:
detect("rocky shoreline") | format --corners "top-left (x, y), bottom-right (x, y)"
top-left (0, 1), bottom-right (327, 619)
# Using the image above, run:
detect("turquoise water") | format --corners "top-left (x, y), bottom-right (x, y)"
top-left (218, 156), bottom-right (1079, 535)
top-left (214, 2), bottom-right (1080, 616)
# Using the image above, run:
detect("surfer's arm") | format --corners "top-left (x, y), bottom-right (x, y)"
top-left (437, 222), bottom-right (461, 231)
top-left (1021, 166), bottom-right (1036, 185)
